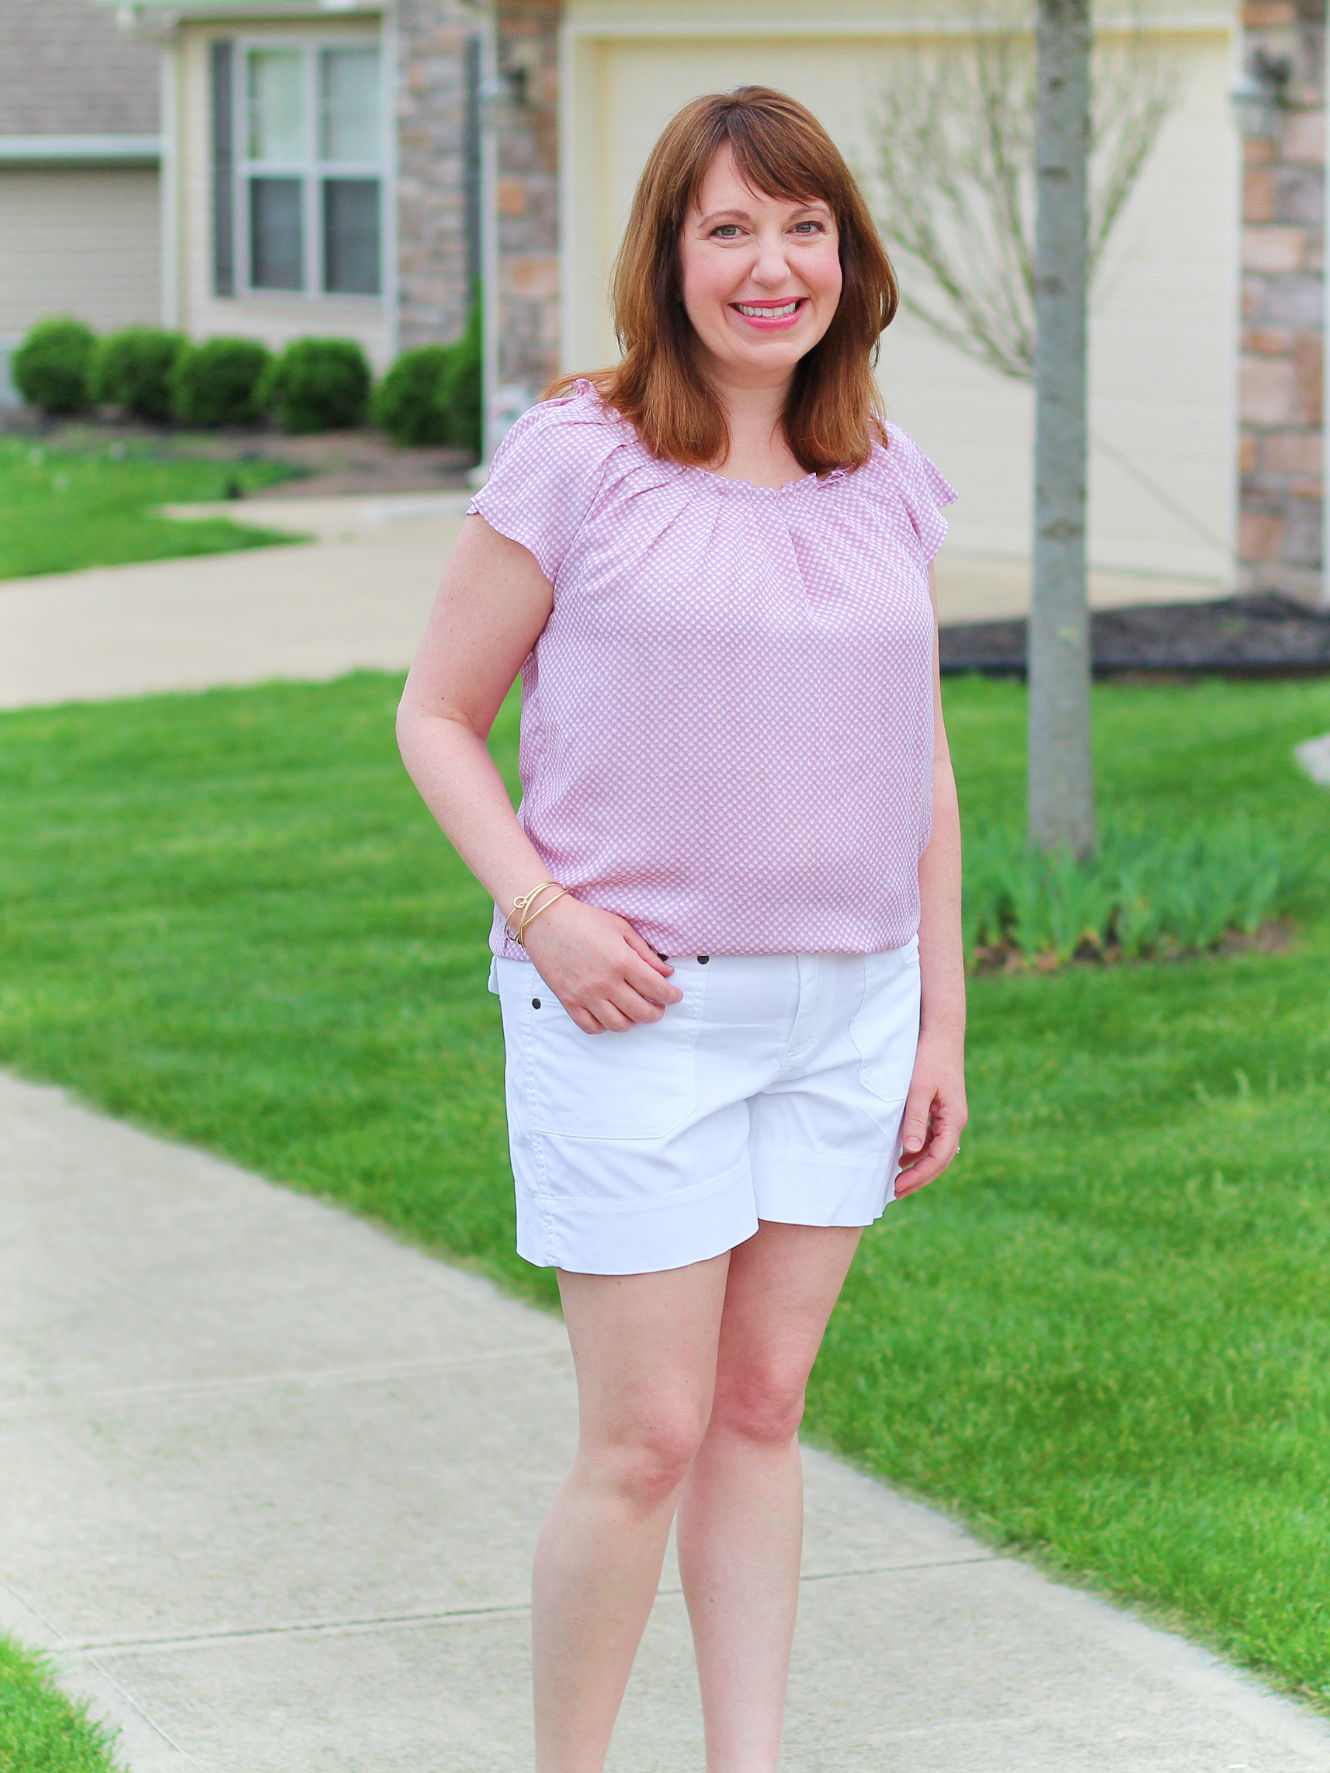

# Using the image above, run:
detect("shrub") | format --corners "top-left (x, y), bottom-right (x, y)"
top-left (91, 326), bottom-right (185, 423)
top-left (439, 297), bottom-right (482, 456)
top-left (12, 317), bottom-right (96, 415)
top-left (265, 337), bottom-right (371, 434)
top-left (372, 345), bottom-right (452, 446)
top-left (962, 816), bottom-right (1301, 971)
top-left (172, 336), bottom-right (273, 428)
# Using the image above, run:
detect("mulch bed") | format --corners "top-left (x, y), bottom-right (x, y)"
top-left (941, 593), bottom-right (1330, 678)
top-left (969, 916), bottom-right (1298, 976)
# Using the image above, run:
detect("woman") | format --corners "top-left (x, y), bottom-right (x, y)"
top-left (397, 84), bottom-right (966, 1773)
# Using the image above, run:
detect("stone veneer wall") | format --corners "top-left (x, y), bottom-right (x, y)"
top-left (1238, 0), bottom-right (1326, 607)
top-left (396, 0), bottom-right (482, 352)
top-left (493, 0), bottom-right (562, 413)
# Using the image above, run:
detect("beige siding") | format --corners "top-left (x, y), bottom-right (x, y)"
top-left (0, 166), bottom-right (160, 339)
top-left (172, 18), bottom-right (393, 370)
top-left (563, 6), bottom-right (1238, 584)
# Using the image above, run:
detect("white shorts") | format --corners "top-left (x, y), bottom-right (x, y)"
top-left (488, 940), bottom-right (922, 1276)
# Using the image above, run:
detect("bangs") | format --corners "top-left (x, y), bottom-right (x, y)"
top-left (690, 108), bottom-right (841, 217)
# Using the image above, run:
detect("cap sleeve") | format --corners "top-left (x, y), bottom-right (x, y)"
top-left (881, 422), bottom-right (958, 564)
top-left (466, 386), bottom-right (620, 583)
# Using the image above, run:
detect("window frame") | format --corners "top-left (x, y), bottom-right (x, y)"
top-left (232, 32), bottom-right (387, 303)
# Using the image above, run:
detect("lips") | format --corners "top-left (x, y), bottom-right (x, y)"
top-left (732, 299), bottom-right (804, 318)
top-left (728, 297), bottom-right (807, 330)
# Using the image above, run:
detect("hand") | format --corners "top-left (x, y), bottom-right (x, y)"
top-left (895, 1029), bottom-right (967, 1197)
top-left (519, 895), bottom-right (683, 1033)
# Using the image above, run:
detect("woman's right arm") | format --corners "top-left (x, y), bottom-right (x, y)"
top-left (395, 513), bottom-right (681, 1034)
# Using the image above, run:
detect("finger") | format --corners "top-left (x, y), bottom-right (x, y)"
top-left (623, 926), bottom-right (673, 976)
top-left (898, 1086), bottom-right (936, 1162)
top-left (607, 981), bottom-right (674, 1023)
top-left (594, 999), bottom-right (637, 1031)
top-left (567, 1006), bottom-right (606, 1034)
top-left (630, 967), bottom-right (682, 1008)
top-left (895, 1128), bottom-right (962, 1195)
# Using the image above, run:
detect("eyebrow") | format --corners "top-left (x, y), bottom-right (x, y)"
top-left (697, 199), bottom-right (832, 227)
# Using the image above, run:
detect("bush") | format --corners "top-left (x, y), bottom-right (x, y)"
top-left (439, 297), bottom-right (482, 456)
top-left (12, 317), bottom-right (97, 415)
top-left (91, 326), bottom-right (185, 423)
top-left (962, 816), bottom-right (1302, 971)
top-left (265, 337), bottom-right (371, 434)
top-left (371, 345), bottom-right (452, 446)
top-left (172, 336), bottom-right (273, 428)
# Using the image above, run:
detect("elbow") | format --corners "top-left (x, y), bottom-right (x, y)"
top-left (395, 690), bottom-right (423, 768)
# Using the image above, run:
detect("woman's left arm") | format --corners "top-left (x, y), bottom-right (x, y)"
top-left (896, 563), bottom-right (968, 1196)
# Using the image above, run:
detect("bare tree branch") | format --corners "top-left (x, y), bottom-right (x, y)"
top-left (859, 2), bottom-right (1181, 383)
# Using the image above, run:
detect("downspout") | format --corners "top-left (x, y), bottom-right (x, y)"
top-left (476, 4), bottom-right (502, 471)
top-left (158, 35), bottom-right (179, 328)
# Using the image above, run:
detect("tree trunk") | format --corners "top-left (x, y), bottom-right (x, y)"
top-left (1028, 0), bottom-right (1096, 859)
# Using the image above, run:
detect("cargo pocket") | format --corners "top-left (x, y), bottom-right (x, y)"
top-left (519, 968), bottom-right (707, 1141)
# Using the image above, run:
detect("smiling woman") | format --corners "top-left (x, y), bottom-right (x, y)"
top-left (395, 84), bottom-right (963, 1773)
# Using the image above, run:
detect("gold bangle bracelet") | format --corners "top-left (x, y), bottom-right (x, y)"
top-left (516, 886), bottom-right (569, 944)
top-left (504, 880), bottom-right (564, 944)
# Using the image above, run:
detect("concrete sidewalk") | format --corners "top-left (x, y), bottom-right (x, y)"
top-left (4, 1068), bottom-right (1329, 1773)
top-left (0, 490), bottom-right (1226, 710)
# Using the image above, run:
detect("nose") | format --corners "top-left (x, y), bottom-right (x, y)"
top-left (749, 229), bottom-right (792, 288)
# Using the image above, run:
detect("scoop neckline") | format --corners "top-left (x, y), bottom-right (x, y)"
top-left (565, 377), bottom-right (850, 496)
top-left (679, 460), bottom-right (845, 495)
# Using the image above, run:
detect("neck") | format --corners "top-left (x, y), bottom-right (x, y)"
top-left (699, 358), bottom-right (793, 444)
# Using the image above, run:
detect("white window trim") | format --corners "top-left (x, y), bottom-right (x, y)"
top-left (232, 31), bottom-right (388, 304)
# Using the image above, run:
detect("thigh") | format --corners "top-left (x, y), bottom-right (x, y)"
top-left (558, 1253), bottom-right (734, 1446)
top-left (715, 1221), bottom-right (862, 1395)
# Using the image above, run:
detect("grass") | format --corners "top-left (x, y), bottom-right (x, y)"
top-left (0, 1635), bottom-right (125, 1773)
top-left (0, 436), bottom-right (303, 579)
top-left (0, 672), bottom-right (1327, 1711)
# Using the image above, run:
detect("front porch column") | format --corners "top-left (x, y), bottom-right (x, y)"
top-left (1237, 0), bottom-right (1327, 609)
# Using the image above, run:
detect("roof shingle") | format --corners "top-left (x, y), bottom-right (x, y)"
top-left (0, 0), bottom-right (159, 138)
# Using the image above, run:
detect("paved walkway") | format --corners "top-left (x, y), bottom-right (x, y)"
top-left (5, 1069), bottom-right (1330, 1773)
top-left (0, 491), bottom-right (1225, 709)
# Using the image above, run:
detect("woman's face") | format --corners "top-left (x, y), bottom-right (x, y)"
top-left (678, 143), bottom-right (842, 390)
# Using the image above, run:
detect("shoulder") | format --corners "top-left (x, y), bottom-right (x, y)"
top-left (874, 420), bottom-right (958, 508)
top-left (487, 379), bottom-right (628, 487)
top-left (856, 420), bottom-right (958, 563)
top-left (467, 381), bottom-right (633, 583)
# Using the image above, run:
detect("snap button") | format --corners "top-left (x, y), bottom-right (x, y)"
top-left (531, 997), bottom-right (541, 1008)
top-left (697, 955), bottom-right (709, 964)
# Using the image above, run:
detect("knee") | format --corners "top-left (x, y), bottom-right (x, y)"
top-left (710, 1366), bottom-right (808, 1447)
top-left (585, 1410), bottom-right (709, 1509)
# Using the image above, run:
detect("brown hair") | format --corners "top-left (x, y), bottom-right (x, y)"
top-left (547, 85), bottom-right (898, 475)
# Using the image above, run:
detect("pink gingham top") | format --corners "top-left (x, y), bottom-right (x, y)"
top-left (468, 379), bottom-right (956, 963)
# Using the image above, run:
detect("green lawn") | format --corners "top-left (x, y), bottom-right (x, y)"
top-left (0, 1636), bottom-right (124, 1773)
top-left (0, 437), bottom-right (302, 579)
top-left (1, 672), bottom-right (1327, 1711)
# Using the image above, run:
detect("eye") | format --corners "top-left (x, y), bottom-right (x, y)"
top-left (710, 223), bottom-right (743, 239)
top-left (792, 219), bottom-right (828, 235)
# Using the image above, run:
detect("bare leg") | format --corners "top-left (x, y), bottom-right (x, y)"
top-left (675, 1222), bottom-right (863, 1773)
top-left (532, 1252), bottom-right (731, 1773)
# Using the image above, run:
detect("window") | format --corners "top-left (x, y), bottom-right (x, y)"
top-left (236, 41), bottom-right (384, 298)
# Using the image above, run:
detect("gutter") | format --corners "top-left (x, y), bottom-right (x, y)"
top-left (0, 135), bottom-right (162, 167)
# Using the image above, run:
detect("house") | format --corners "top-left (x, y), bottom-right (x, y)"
top-left (485, 0), bottom-right (1328, 609)
top-left (93, 0), bottom-right (484, 372)
top-left (9, 0), bottom-right (1324, 608)
top-left (0, 0), bottom-right (162, 398)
